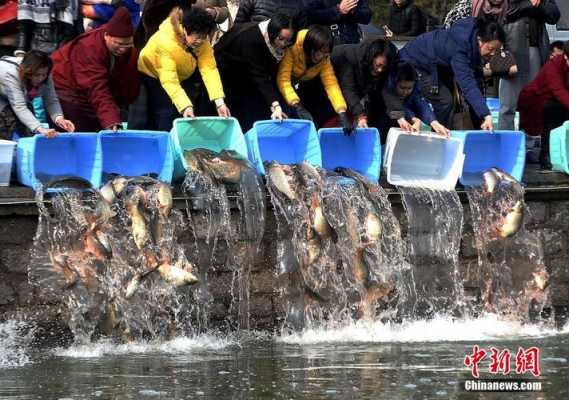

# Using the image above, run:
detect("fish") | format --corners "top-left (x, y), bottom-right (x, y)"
top-left (496, 200), bottom-right (524, 238)
top-left (73, 263), bottom-right (99, 293)
top-left (358, 282), bottom-right (395, 319)
top-left (83, 231), bottom-right (111, 260)
top-left (365, 212), bottom-right (382, 243)
top-left (37, 174), bottom-right (93, 190)
top-left (155, 183), bottom-right (173, 217)
top-left (125, 274), bottom-right (142, 299)
top-left (352, 248), bottom-right (369, 285)
top-left (345, 206), bottom-right (361, 248)
top-left (267, 162), bottom-right (296, 200)
top-left (200, 154), bottom-right (243, 184)
top-left (126, 198), bottom-right (149, 250)
top-left (183, 151), bottom-right (203, 173)
top-left (490, 167), bottom-right (519, 185)
top-left (310, 193), bottom-right (332, 239)
top-left (296, 162), bottom-right (322, 188)
top-left (306, 237), bottom-right (321, 265)
top-left (94, 230), bottom-right (112, 256)
top-left (533, 269), bottom-right (549, 291)
top-left (157, 261), bottom-right (199, 287)
top-left (304, 285), bottom-right (329, 307)
top-left (482, 169), bottom-right (500, 195)
top-left (101, 176), bottom-right (129, 204)
top-left (49, 251), bottom-right (78, 289)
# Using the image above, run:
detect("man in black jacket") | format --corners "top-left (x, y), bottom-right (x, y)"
top-left (387, 0), bottom-right (425, 37)
top-left (305, 0), bottom-right (372, 45)
top-left (235, 0), bottom-right (308, 27)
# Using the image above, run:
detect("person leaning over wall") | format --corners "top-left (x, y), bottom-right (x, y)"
top-left (0, 50), bottom-right (75, 140)
top-left (398, 16), bottom-right (505, 131)
top-left (138, 6), bottom-right (230, 131)
top-left (214, 13), bottom-right (299, 131)
top-left (277, 24), bottom-right (351, 133)
top-left (51, 7), bottom-right (138, 132)
top-left (518, 41), bottom-right (569, 170)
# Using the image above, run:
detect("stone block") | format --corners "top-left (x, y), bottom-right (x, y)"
top-left (0, 216), bottom-right (37, 245)
top-left (549, 258), bottom-right (569, 283)
top-left (526, 228), bottom-right (565, 257)
top-left (460, 233), bottom-right (478, 258)
top-left (550, 283), bottom-right (569, 306)
top-left (547, 202), bottom-right (569, 229)
top-left (251, 270), bottom-right (276, 295)
top-left (0, 244), bottom-right (32, 274)
top-left (0, 279), bottom-right (16, 305)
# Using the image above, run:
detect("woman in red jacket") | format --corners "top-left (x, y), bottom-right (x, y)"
top-left (518, 41), bottom-right (569, 170)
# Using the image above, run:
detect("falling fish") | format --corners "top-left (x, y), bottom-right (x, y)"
top-left (352, 248), bottom-right (369, 284)
top-left (482, 169), bottom-right (500, 195)
top-left (94, 229), bottom-right (112, 256)
top-left (157, 261), bottom-right (199, 287)
top-left (126, 198), bottom-right (149, 250)
top-left (310, 193), bottom-right (332, 239)
top-left (125, 274), bottom-right (142, 299)
top-left (296, 162), bottom-right (322, 187)
top-left (305, 237), bottom-right (321, 265)
top-left (100, 176), bottom-right (129, 204)
top-left (183, 151), bottom-right (202, 173)
top-left (267, 162), bottom-right (296, 200)
top-left (365, 212), bottom-right (382, 243)
top-left (49, 251), bottom-right (77, 289)
top-left (83, 231), bottom-right (111, 260)
top-left (490, 167), bottom-right (518, 185)
top-left (496, 200), bottom-right (524, 238)
top-left (532, 269), bottom-right (549, 291)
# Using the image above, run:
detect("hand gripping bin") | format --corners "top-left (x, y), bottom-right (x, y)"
top-left (245, 119), bottom-right (322, 175)
top-left (450, 130), bottom-right (525, 185)
top-left (318, 127), bottom-right (381, 182)
top-left (99, 130), bottom-right (173, 183)
top-left (384, 128), bottom-right (465, 190)
top-left (170, 117), bottom-right (247, 182)
top-left (16, 133), bottom-right (101, 191)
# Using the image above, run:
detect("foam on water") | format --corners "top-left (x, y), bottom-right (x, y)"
top-left (0, 321), bottom-right (34, 369)
top-left (54, 333), bottom-right (237, 358)
top-left (279, 314), bottom-right (569, 345)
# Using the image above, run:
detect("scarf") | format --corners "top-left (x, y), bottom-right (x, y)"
top-left (259, 19), bottom-right (284, 62)
top-left (472, 0), bottom-right (507, 21)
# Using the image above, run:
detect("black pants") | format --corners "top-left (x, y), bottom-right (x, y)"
top-left (296, 79), bottom-right (337, 128)
top-left (140, 73), bottom-right (214, 132)
top-left (542, 98), bottom-right (569, 165)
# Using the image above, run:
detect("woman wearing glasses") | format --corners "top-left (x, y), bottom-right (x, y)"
top-left (138, 6), bottom-right (230, 131)
top-left (214, 14), bottom-right (299, 131)
top-left (277, 25), bottom-right (351, 132)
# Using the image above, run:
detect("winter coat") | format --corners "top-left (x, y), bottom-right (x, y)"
top-left (305, 0), bottom-right (372, 45)
top-left (0, 57), bottom-right (63, 132)
top-left (235, 0), bottom-right (306, 24)
top-left (384, 69), bottom-right (436, 125)
top-left (138, 11), bottom-right (225, 114)
top-left (388, 0), bottom-right (423, 36)
top-left (398, 17), bottom-right (490, 119)
top-left (331, 40), bottom-right (398, 118)
top-left (277, 29), bottom-right (347, 112)
top-left (214, 22), bottom-right (281, 107)
top-left (51, 27), bottom-right (139, 130)
top-left (504, 0), bottom-right (560, 83)
top-left (518, 54), bottom-right (569, 136)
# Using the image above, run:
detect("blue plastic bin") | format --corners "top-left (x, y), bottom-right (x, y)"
top-left (245, 119), bottom-right (321, 175)
top-left (319, 127), bottom-right (381, 182)
top-left (450, 130), bottom-right (526, 186)
top-left (170, 117), bottom-right (247, 181)
top-left (16, 133), bottom-right (101, 191)
top-left (99, 130), bottom-right (173, 183)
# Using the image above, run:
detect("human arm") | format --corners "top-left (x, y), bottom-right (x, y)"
top-left (450, 51), bottom-right (491, 122)
top-left (319, 59), bottom-right (348, 113)
top-left (0, 71), bottom-right (48, 133)
top-left (545, 59), bottom-right (569, 110)
top-left (234, 0), bottom-right (254, 23)
top-left (277, 49), bottom-right (301, 106)
top-left (306, 0), bottom-right (370, 25)
top-left (332, 53), bottom-right (365, 118)
top-left (196, 42), bottom-right (226, 112)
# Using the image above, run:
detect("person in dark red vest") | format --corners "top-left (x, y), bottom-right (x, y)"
top-left (518, 41), bottom-right (569, 170)
top-left (51, 7), bottom-right (139, 132)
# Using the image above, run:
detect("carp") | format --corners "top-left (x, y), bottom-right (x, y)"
top-left (496, 200), bottom-right (524, 239)
top-left (310, 193), bottom-right (332, 239)
top-left (267, 162), bottom-right (296, 200)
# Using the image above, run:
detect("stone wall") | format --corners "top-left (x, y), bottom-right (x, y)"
top-left (2, 174), bottom-right (569, 340)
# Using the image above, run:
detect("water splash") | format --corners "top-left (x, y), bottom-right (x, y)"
top-left (0, 321), bottom-right (34, 369)
top-left (399, 188), bottom-right (464, 318)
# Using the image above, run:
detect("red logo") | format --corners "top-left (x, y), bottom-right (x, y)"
top-left (464, 346), bottom-right (541, 378)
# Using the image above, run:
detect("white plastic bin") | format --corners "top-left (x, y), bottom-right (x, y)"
top-left (384, 128), bottom-right (465, 191)
top-left (0, 139), bottom-right (17, 186)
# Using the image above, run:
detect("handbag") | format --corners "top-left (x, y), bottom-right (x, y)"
top-left (0, 0), bottom-right (17, 36)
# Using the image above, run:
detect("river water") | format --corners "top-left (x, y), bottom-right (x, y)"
top-left (2, 316), bottom-right (568, 399)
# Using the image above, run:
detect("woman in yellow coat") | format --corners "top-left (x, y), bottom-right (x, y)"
top-left (277, 25), bottom-right (352, 132)
top-left (138, 6), bottom-right (231, 131)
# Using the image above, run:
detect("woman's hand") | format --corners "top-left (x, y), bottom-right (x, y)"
top-left (270, 104), bottom-right (287, 120)
top-left (217, 104), bottom-right (231, 118)
top-left (183, 106), bottom-right (195, 118)
top-left (481, 115), bottom-right (494, 131)
top-left (398, 117), bottom-right (413, 132)
top-left (431, 120), bottom-right (450, 137)
top-left (36, 126), bottom-right (57, 138)
top-left (356, 114), bottom-right (368, 128)
top-left (411, 117), bottom-right (422, 132)
top-left (54, 116), bottom-right (75, 132)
